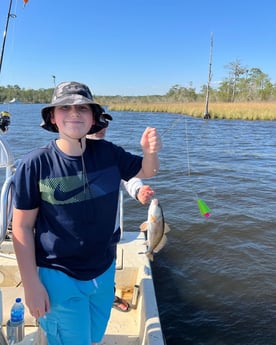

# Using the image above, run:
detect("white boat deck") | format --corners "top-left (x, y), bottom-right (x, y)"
top-left (0, 232), bottom-right (165, 345)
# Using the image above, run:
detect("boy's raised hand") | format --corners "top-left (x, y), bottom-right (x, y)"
top-left (140, 127), bottom-right (162, 154)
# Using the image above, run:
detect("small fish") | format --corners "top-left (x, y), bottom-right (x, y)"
top-left (140, 198), bottom-right (170, 261)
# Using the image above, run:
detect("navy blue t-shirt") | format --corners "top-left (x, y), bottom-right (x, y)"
top-left (13, 139), bottom-right (142, 280)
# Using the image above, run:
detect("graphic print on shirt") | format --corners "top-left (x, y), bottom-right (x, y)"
top-left (39, 168), bottom-right (118, 205)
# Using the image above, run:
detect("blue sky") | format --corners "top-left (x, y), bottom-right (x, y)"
top-left (0, 0), bottom-right (276, 96)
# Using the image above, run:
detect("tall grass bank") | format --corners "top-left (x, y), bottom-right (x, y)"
top-left (108, 102), bottom-right (276, 120)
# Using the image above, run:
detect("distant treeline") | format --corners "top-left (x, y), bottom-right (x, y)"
top-left (1, 60), bottom-right (276, 104)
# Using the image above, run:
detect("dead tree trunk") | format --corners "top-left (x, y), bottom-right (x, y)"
top-left (204, 33), bottom-right (213, 119)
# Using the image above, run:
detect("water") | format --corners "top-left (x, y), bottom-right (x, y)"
top-left (1, 104), bottom-right (276, 344)
top-left (10, 298), bottom-right (24, 324)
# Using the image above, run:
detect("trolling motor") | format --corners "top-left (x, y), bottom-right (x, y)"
top-left (0, 112), bottom-right (10, 133)
top-left (0, 111), bottom-right (14, 178)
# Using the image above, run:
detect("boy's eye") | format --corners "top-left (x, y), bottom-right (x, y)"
top-left (78, 105), bottom-right (90, 111)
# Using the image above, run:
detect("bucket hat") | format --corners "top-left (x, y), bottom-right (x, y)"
top-left (90, 112), bottom-right (113, 134)
top-left (41, 81), bottom-right (110, 134)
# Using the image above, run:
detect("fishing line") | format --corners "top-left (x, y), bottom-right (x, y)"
top-left (0, 0), bottom-right (19, 109)
top-left (0, 0), bottom-right (18, 77)
top-left (78, 138), bottom-right (90, 196)
top-left (184, 116), bottom-right (211, 217)
top-left (121, 115), bottom-right (181, 151)
top-left (9, 0), bottom-right (18, 61)
top-left (160, 117), bottom-right (181, 137)
top-left (184, 116), bottom-right (191, 178)
top-left (6, 2), bottom-right (17, 105)
top-left (184, 116), bottom-right (199, 199)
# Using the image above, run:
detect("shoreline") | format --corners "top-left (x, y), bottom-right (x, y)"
top-left (107, 101), bottom-right (276, 120)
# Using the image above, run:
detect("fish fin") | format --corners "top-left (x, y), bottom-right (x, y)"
top-left (150, 215), bottom-right (157, 223)
top-left (140, 222), bottom-right (148, 231)
top-left (153, 234), bottom-right (167, 253)
top-left (164, 223), bottom-right (171, 234)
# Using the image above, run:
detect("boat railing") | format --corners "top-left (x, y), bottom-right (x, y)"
top-left (0, 111), bottom-right (14, 344)
top-left (0, 111), bottom-right (16, 246)
top-left (119, 189), bottom-right (124, 239)
top-left (0, 175), bottom-right (14, 244)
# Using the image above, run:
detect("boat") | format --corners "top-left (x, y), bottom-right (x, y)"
top-left (0, 111), bottom-right (166, 345)
top-left (8, 99), bottom-right (21, 104)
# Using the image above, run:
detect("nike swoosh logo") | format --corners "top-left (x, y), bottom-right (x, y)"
top-left (54, 183), bottom-right (86, 201)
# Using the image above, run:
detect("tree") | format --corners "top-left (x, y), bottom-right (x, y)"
top-left (247, 68), bottom-right (272, 100)
top-left (224, 59), bottom-right (248, 102)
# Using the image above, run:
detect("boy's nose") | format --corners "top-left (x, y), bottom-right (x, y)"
top-left (70, 106), bottom-right (81, 116)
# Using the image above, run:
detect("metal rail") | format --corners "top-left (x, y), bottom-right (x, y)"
top-left (0, 116), bottom-right (16, 245)
top-left (0, 175), bottom-right (14, 244)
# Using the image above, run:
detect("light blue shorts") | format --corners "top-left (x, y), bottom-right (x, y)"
top-left (38, 261), bottom-right (115, 345)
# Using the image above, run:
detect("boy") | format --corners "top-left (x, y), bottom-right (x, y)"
top-left (12, 81), bottom-right (161, 345)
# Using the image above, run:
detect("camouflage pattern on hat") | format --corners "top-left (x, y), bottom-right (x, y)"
top-left (50, 82), bottom-right (94, 106)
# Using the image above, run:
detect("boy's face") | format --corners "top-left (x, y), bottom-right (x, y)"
top-left (51, 104), bottom-right (94, 139)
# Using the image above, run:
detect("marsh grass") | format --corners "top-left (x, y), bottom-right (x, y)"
top-left (108, 102), bottom-right (276, 120)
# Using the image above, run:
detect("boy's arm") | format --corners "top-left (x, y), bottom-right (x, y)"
top-left (136, 127), bottom-right (162, 179)
top-left (12, 208), bottom-right (50, 319)
top-left (122, 178), bottom-right (144, 199)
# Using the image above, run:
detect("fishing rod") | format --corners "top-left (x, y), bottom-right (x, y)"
top-left (0, 0), bottom-right (17, 76)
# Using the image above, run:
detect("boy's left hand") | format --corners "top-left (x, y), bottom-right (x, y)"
top-left (137, 185), bottom-right (155, 204)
